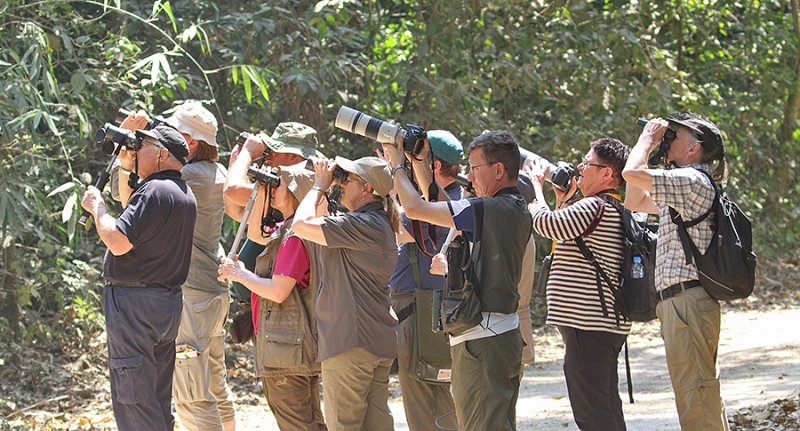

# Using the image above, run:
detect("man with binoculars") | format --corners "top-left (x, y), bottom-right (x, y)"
top-left (81, 122), bottom-right (196, 431)
top-left (383, 130), bottom-right (530, 431)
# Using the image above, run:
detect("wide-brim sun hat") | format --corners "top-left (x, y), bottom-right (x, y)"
top-left (164, 102), bottom-right (219, 147)
top-left (261, 122), bottom-right (325, 159)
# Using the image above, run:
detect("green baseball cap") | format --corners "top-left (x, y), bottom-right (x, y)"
top-left (427, 130), bottom-right (463, 165)
top-left (261, 122), bottom-right (325, 159)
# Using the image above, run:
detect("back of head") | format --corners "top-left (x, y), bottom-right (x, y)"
top-left (469, 130), bottom-right (520, 182)
top-left (667, 112), bottom-right (727, 182)
top-left (165, 102), bottom-right (219, 161)
top-left (590, 137), bottom-right (630, 187)
top-left (428, 130), bottom-right (464, 179)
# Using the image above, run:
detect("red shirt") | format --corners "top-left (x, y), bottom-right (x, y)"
top-left (251, 236), bottom-right (310, 333)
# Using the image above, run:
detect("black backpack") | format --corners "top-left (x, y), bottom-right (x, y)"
top-left (669, 170), bottom-right (756, 300)
top-left (575, 194), bottom-right (658, 325)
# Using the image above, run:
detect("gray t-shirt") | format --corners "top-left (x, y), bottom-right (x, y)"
top-left (181, 160), bottom-right (228, 294)
top-left (317, 201), bottom-right (398, 361)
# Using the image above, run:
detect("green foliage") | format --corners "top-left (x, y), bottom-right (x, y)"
top-left (0, 0), bottom-right (798, 345)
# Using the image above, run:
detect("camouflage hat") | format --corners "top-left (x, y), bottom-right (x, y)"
top-left (334, 156), bottom-right (393, 197)
top-left (279, 162), bottom-right (316, 202)
top-left (261, 122), bottom-right (325, 159)
top-left (427, 130), bottom-right (463, 165)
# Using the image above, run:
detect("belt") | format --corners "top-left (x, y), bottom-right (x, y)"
top-left (657, 280), bottom-right (702, 302)
top-left (105, 281), bottom-right (157, 288)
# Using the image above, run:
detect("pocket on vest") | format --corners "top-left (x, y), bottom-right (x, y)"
top-left (258, 330), bottom-right (304, 368)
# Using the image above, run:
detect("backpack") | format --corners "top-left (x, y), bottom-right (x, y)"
top-left (669, 170), bottom-right (756, 301)
top-left (575, 194), bottom-right (658, 325)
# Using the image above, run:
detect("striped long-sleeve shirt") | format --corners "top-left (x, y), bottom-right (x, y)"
top-left (530, 196), bottom-right (631, 334)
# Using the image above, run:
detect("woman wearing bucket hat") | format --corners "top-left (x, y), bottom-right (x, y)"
top-left (292, 156), bottom-right (400, 431)
top-left (218, 164), bottom-right (326, 431)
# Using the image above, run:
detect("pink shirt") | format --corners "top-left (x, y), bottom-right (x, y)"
top-left (252, 236), bottom-right (310, 333)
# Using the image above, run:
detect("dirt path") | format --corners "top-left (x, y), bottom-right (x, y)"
top-left (220, 306), bottom-right (800, 431)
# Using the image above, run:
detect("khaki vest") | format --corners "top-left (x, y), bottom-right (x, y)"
top-left (253, 218), bottom-right (321, 377)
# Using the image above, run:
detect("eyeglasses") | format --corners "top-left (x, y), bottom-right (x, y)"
top-left (579, 158), bottom-right (608, 169)
top-left (468, 161), bottom-right (497, 172)
top-left (342, 174), bottom-right (366, 186)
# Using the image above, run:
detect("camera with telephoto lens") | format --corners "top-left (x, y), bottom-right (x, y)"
top-left (519, 148), bottom-right (576, 191)
top-left (247, 166), bottom-right (281, 187)
top-left (94, 123), bottom-right (143, 154)
top-left (637, 117), bottom-right (676, 166)
top-left (335, 106), bottom-right (427, 156)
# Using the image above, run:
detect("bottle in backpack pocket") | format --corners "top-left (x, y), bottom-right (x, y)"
top-left (630, 256), bottom-right (645, 279)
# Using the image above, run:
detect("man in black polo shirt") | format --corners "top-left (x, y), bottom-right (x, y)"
top-left (81, 123), bottom-right (197, 431)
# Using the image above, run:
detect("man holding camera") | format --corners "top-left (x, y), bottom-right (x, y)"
top-left (383, 130), bottom-right (529, 431)
top-left (623, 114), bottom-right (730, 431)
top-left (528, 138), bottom-right (631, 431)
top-left (388, 130), bottom-right (462, 431)
top-left (81, 123), bottom-right (196, 431)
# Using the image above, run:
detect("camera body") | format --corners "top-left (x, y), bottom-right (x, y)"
top-left (335, 106), bottom-right (428, 157)
top-left (637, 117), bottom-right (676, 166)
top-left (519, 148), bottom-right (576, 191)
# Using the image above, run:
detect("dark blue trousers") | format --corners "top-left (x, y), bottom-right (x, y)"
top-left (103, 285), bottom-right (183, 431)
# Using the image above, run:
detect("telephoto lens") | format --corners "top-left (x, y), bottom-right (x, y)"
top-left (335, 106), bottom-right (404, 144)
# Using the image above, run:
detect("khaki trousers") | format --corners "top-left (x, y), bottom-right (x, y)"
top-left (321, 348), bottom-right (394, 431)
top-left (173, 289), bottom-right (235, 431)
top-left (451, 328), bottom-right (522, 431)
top-left (262, 374), bottom-right (327, 431)
top-left (657, 286), bottom-right (730, 431)
top-left (392, 295), bottom-right (457, 431)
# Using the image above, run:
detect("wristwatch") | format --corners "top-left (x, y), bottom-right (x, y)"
top-left (311, 185), bottom-right (325, 193)
top-left (391, 164), bottom-right (405, 177)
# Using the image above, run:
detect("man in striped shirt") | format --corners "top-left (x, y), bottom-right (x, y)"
top-left (529, 138), bottom-right (631, 431)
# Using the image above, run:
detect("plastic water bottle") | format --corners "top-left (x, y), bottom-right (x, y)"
top-left (631, 256), bottom-right (645, 279)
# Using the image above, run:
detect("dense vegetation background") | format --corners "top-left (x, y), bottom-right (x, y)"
top-left (1, 0), bottom-right (799, 419)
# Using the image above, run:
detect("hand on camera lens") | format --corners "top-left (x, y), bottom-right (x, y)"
top-left (119, 111), bottom-right (150, 133)
top-left (523, 158), bottom-right (547, 187)
top-left (381, 143), bottom-right (404, 167)
top-left (407, 138), bottom-right (430, 163)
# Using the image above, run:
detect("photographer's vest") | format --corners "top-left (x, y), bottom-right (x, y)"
top-left (471, 189), bottom-right (531, 313)
top-left (253, 219), bottom-right (321, 377)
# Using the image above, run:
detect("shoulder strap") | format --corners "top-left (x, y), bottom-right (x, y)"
top-left (407, 243), bottom-right (424, 289)
top-left (574, 197), bottom-right (621, 326)
top-left (669, 167), bottom-right (720, 264)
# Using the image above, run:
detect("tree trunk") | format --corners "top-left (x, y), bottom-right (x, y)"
top-left (1, 241), bottom-right (20, 341)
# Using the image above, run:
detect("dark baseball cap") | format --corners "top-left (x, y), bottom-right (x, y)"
top-left (666, 113), bottom-right (724, 155)
top-left (136, 125), bottom-right (190, 164)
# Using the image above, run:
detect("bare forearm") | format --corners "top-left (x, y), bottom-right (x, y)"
top-left (95, 205), bottom-right (133, 256)
top-left (224, 151), bottom-right (256, 206)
